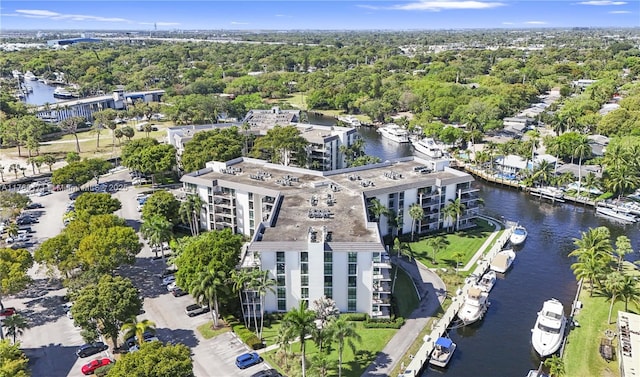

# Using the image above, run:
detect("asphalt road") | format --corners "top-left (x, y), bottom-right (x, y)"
top-left (4, 169), bottom-right (271, 377)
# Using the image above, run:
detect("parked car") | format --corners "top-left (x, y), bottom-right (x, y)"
top-left (81, 357), bottom-right (112, 375)
top-left (162, 275), bottom-right (176, 285)
top-left (6, 233), bottom-right (28, 243)
top-left (172, 287), bottom-right (187, 297)
top-left (250, 369), bottom-right (284, 377)
top-left (76, 342), bottom-right (109, 358)
top-left (124, 331), bottom-right (159, 351)
top-left (68, 191), bottom-right (87, 200)
top-left (26, 202), bottom-right (44, 209)
top-left (0, 307), bottom-right (16, 318)
top-left (16, 216), bottom-right (36, 225)
top-left (185, 303), bottom-right (209, 317)
top-left (236, 352), bottom-right (263, 369)
top-left (166, 282), bottom-right (178, 292)
top-left (38, 190), bottom-right (52, 196)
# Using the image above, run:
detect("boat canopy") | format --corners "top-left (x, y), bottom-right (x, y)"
top-left (492, 253), bottom-right (510, 270)
top-left (435, 337), bottom-right (453, 349)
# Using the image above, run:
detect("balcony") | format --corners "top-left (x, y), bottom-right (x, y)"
top-left (373, 270), bottom-right (392, 282)
top-left (370, 307), bottom-right (391, 319)
top-left (373, 282), bottom-right (391, 294)
top-left (373, 253), bottom-right (392, 269)
top-left (372, 296), bottom-right (391, 306)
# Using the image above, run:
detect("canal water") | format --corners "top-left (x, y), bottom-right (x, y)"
top-left (306, 112), bottom-right (640, 376)
top-left (21, 79), bottom-right (61, 106)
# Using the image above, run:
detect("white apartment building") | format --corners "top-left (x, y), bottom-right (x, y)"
top-left (181, 156), bottom-right (479, 318)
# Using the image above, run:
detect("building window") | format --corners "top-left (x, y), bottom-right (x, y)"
top-left (278, 300), bottom-right (286, 311)
top-left (301, 252), bottom-right (309, 262)
top-left (348, 300), bottom-right (357, 312)
top-left (348, 264), bottom-right (357, 275)
top-left (348, 252), bottom-right (357, 263)
top-left (324, 276), bottom-right (332, 287)
top-left (277, 287), bottom-right (286, 299)
top-left (277, 263), bottom-right (285, 275)
top-left (276, 252), bottom-right (285, 263)
top-left (324, 288), bottom-right (333, 298)
top-left (348, 276), bottom-right (357, 287)
top-left (301, 288), bottom-right (309, 299)
top-left (324, 252), bottom-right (332, 263)
top-left (301, 275), bottom-right (309, 286)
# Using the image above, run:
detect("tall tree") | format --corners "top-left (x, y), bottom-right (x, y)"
top-left (93, 109), bottom-right (117, 149)
top-left (71, 275), bottom-right (142, 348)
top-left (367, 198), bottom-right (388, 223)
top-left (0, 248), bottom-right (33, 315)
top-left (189, 268), bottom-right (226, 328)
top-left (254, 270), bottom-right (275, 340)
top-left (283, 301), bottom-right (316, 377)
top-left (141, 215), bottom-right (173, 259)
top-left (426, 236), bottom-right (448, 265)
top-left (59, 116), bottom-right (86, 153)
top-left (250, 125), bottom-right (308, 166)
top-left (408, 203), bottom-right (424, 241)
top-left (604, 272), bottom-right (625, 324)
top-left (0, 339), bottom-right (29, 377)
top-left (141, 191), bottom-right (181, 225)
top-left (573, 136), bottom-right (592, 196)
top-left (2, 314), bottom-right (30, 344)
top-left (330, 317), bottom-right (362, 377)
top-left (105, 341), bottom-right (194, 377)
top-left (179, 194), bottom-right (205, 236)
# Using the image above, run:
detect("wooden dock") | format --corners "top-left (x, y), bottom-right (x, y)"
top-left (399, 227), bottom-right (514, 377)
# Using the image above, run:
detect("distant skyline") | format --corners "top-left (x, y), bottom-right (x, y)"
top-left (1, 1), bottom-right (639, 31)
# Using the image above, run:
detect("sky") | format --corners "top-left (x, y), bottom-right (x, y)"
top-left (0, 1), bottom-right (638, 31)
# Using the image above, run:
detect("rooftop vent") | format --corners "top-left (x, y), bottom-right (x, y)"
top-left (384, 171), bottom-right (403, 180)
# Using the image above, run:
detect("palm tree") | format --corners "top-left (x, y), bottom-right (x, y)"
top-left (255, 270), bottom-right (276, 341)
top-left (120, 318), bottom-right (156, 347)
top-left (453, 250), bottom-right (466, 274)
top-left (311, 353), bottom-right (333, 377)
top-left (283, 301), bottom-right (316, 377)
top-left (444, 198), bottom-right (465, 232)
top-left (570, 254), bottom-right (607, 296)
top-left (408, 203), bottom-right (424, 241)
top-left (140, 215), bottom-right (173, 259)
top-left (573, 136), bottom-right (592, 197)
top-left (426, 236), bottom-right (448, 265)
top-left (532, 159), bottom-right (553, 188)
top-left (5, 221), bottom-right (19, 241)
top-left (619, 275), bottom-right (640, 312)
top-left (581, 172), bottom-right (601, 197)
top-left (190, 268), bottom-right (226, 328)
top-left (330, 317), bottom-right (362, 377)
top-left (3, 314), bottom-right (30, 344)
top-left (613, 235), bottom-right (632, 272)
top-left (230, 269), bottom-right (253, 328)
top-left (544, 355), bottom-right (565, 377)
top-left (367, 198), bottom-right (388, 223)
top-left (604, 272), bottom-right (625, 324)
top-left (274, 324), bottom-right (295, 368)
top-left (179, 194), bottom-right (205, 236)
top-left (605, 165), bottom-right (640, 200)
top-left (8, 163), bottom-right (20, 180)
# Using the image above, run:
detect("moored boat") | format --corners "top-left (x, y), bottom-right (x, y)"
top-left (595, 206), bottom-right (638, 223)
top-left (337, 115), bottom-right (362, 127)
top-left (429, 337), bottom-right (456, 367)
top-left (490, 249), bottom-right (516, 273)
top-left (23, 71), bottom-right (37, 81)
top-left (510, 225), bottom-right (528, 245)
top-left (531, 298), bottom-right (567, 357)
top-left (377, 123), bottom-right (410, 143)
top-left (53, 87), bottom-right (78, 99)
top-left (458, 286), bottom-right (489, 325)
top-left (411, 137), bottom-right (445, 158)
top-left (478, 270), bottom-right (496, 293)
top-left (531, 187), bottom-right (565, 202)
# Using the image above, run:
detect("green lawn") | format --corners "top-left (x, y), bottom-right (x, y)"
top-left (409, 219), bottom-right (496, 269)
top-left (197, 322), bottom-right (231, 339)
top-left (564, 263), bottom-right (639, 377)
top-left (392, 266), bottom-right (420, 318)
top-left (261, 321), bottom-right (397, 377)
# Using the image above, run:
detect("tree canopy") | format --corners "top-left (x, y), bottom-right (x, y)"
top-left (141, 190), bottom-right (180, 225)
top-left (74, 193), bottom-right (122, 221)
top-left (0, 339), bottom-right (29, 377)
top-left (180, 127), bottom-right (243, 172)
top-left (0, 248), bottom-right (33, 309)
top-left (121, 138), bottom-right (176, 176)
top-left (51, 158), bottom-right (111, 187)
top-left (106, 341), bottom-right (194, 377)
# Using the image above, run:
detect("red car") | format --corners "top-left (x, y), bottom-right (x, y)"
top-left (81, 358), bottom-right (112, 375)
top-left (0, 307), bottom-right (16, 317)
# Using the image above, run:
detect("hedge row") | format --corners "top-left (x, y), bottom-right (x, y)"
top-left (363, 317), bottom-right (405, 329)
top-left (224, 314), bottom-right (262, 350)
top-left (340, 313), bottom-right (368, 321)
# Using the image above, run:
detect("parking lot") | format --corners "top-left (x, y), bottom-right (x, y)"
top-left (3, 169), bottom-right (273, 376)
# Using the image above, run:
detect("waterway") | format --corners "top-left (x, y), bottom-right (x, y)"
top-left (306, 112), bottom-right (639, 376)
top-left (21, 79), bottom-right (61, 106)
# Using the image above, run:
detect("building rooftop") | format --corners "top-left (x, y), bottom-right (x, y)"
top-left (618, 311), bottom-right (640, 377)
top-left (182, 156), bottom-right (471, 246)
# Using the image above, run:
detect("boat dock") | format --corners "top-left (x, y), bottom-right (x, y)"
top-left (400, 227), bottom-right (514, 377)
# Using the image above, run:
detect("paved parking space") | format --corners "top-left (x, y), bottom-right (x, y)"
top-left (6, 168), bottom-right (273, 376)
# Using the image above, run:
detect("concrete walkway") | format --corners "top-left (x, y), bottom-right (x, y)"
top-left (363, 217), bottom-right (504, 377)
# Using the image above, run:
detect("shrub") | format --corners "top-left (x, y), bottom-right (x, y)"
top-left (340, 313), bottom-right (368, 321)
top-left (363, 317), bottom-right (405, 329)
top-left (227, 314), bottom-right (261, 349)
top-left (95, 363), bottom-right (113, 377)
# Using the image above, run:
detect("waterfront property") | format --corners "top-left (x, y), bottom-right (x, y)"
top-left (34, 89), bottom-right (165, 123)
top-left (180, 156), bottom-right (479, 318)
top-left (167, 118), bottom-right (359, 171)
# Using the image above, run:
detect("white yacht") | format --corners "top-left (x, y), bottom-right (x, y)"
top-left (53, 87), bottom-right (77, 99)
top-left (531, 298), bottom-right (567, 357)
top-left (478, 270), bottom-right (497, 293)
top-left (23, 71), bottom-right (37, 81)
top-left (411, 137), bottom-right (445, 158)
top-left (377, 123), bottom-right (410, 143)
top-left (510, 225), bottom-right (528, 245)
top-left (490, 249), bottom-right (516, 274)
top-left (429, 337), bottom-right (456, 368)
top-left (596, 206), bottom-right (638, 223)
top-left (337, 115), bottom-right (362, 127)
top-left (458, 286), bottom-right (489, 325)
top-left (531, 187), bottom-right (565, 202)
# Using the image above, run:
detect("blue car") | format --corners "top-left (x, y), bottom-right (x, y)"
top-left (235, 352), bottom-right (263, 369)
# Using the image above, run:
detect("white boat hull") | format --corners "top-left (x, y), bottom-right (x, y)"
top-left (510, 226), bottom-right (528, 245)
top-left (531, 299), bottom-right (566, 357)
top-left (490, 249), bottom-right (516, 274)
top-left (429, 342), bottom-right (456, 368)
top-left (478, 271), bottom-right (496, 293)
top-left (596, 206), bottom-right (638, 222)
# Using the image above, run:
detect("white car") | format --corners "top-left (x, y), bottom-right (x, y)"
top-left (162, 275), bottom-right (176, 285)
top-left (167, 282), bottom-right (178, 292)
top-left (6, 233), bottom-right (28, 243)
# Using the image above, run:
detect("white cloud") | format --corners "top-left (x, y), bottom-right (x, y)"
top-left (502, 21), bottom-right (514, 25)
top-left (525, 21), bottom-right (547, 24)
top-left (609, 10), bottom-right (631, 13)
top-left (15, 9), bottom-right (131, 23)
top-left (577, 1), bottom-right (626, 5)
top-left (230, 21), bottom-right (249, 25)
top-left (359, 1), bottom-right (506, 11)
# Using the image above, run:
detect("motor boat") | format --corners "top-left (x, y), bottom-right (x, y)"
top-left (477, 270), bottom-right (497, 293)
top-left (458, 286), bottom-right (489, 325)
top-left (531, 298), bottom-right (567, 357)
top-left (510, 225), bottom-right (528, 245)
top-left (411, 137), bottom-right (445, 158)
top-left (596, 205), bottom-right (638, 223)
top-left (337, 115), bottom-right (361, 127)
top-left (429, 337), bottom-right (456, 367)
top-left (23, 71), bottom-right (37, 81)
top-left (490, 249), bottom-right (516, 273)
top-left (377, 123), bottom-right (410, 143)
top-left (53, 87), bottom-right (78, 99)
top-left (531, 187), bottom-right (565, 202)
